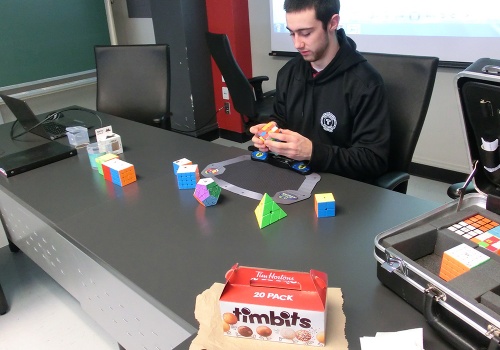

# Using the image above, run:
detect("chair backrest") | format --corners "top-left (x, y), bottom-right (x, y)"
top-left (206, 32), bottom-right (257, 118)
top-left (363, 52), bottom-right (439, 173)
top-left (95, 44), bottom-right (171, 128)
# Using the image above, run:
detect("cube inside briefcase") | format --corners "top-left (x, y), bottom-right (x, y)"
top-left (375, 58), bottom-right (500, 350)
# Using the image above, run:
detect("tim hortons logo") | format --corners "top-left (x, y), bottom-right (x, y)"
top-left (232, 307), bottom-right (312, 328)
top-left (255, 271), bottom-right (296, 282)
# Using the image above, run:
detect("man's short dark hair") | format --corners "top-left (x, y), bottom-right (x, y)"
top-left (284, 0), bottom-right (340, 30)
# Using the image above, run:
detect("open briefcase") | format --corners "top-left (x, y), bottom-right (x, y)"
top-left (375, 58), bottom-right (500, 350)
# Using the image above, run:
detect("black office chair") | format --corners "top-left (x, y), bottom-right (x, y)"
top-left (363, 52), bottom-right (439, 194)
top-left (206, 32), bottom-right (275, 128)
top-left (94, 44), bottom-right (171, 129)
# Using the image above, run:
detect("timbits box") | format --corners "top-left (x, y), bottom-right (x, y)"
top-left (219, 263), bottom-right (327, 346)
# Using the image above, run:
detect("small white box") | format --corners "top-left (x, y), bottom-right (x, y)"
top-left (95, 125), bottom-right (123, 154)
top-left (66, 126), bottom-right (89, 147)
top-left (98, 134), bottom-right (123, 154)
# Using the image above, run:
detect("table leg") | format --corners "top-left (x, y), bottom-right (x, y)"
top-left (8, 240), bottom-right (19, 253)
top-left (0, 283), bottom-right (8, 315)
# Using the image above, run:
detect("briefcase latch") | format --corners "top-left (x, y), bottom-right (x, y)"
top-left (425, 284), bottom-right (447, 302)
top-left (381, 255), bottom-right (407, 275)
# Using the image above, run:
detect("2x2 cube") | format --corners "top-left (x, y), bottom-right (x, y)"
top-left (315, 193), bottom-right (335, 218)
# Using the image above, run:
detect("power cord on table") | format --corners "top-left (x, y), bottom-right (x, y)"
top-left (10, 107), bottom-right (103, 140)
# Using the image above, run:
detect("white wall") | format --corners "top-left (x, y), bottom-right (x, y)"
top-left (111, 0), bottom-right (155, 45)
top-left (414, 69), bottom-right (470, 173)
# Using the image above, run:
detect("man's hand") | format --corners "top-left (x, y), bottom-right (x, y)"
top-left (265, 129), bottom-right (312, 161)
top-left (249, 123), bottom-right (271, 152)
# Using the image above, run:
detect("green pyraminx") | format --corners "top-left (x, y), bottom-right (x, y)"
top-left (254, 193), bottom-right (287, 229)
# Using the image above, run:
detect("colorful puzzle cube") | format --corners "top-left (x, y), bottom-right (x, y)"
top-left (446, 214), bottom-right (500, 253)
top-left (95, 153), bottom-right (119, 175)
top-left (193, 178), bottom-right (221, 207)
top-left (439, 243), bottom-right (490, 282)
top-left (314, 193), bottom-right (336, 218)
top-left (471, 231), bottom-right (500, 252)
top-left (254, 193), bottom-right (287, 229)
top-left (173, 158), bottom-right (192, 175)
top-left (257, 121), bottom-right (281, 141)
top-left (102, 159), bottom-right (137, 187)
top-left (176, 164), bottom-right (199, 189)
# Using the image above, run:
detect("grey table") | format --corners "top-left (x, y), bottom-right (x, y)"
top-left (0, 109), bottom-right (452, 349)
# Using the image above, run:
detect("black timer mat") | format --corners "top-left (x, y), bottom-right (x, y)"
top-left (201, 155), bottom-right (321, 204)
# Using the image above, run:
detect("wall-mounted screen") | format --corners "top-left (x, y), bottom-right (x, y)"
top-left (270, 0), bottom-right (500, 64)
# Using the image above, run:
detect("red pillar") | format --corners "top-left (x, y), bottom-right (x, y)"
top-left (206, 0), bottom-right (252, 142)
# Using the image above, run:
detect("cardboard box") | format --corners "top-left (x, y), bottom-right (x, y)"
top-left (219, 264), bottom-right (327, 346)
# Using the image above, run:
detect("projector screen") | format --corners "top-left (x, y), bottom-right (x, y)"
top-left (270, 0), bottom-right (500, 66)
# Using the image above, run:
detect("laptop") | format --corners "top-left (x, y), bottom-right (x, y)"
top-left (0, 94), bottom-right (93, 140)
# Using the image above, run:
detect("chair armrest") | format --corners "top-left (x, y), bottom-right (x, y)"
top-left (263, 89), bottom-right (276, 98)
top-left (447, 182), bottom-right (476, 199)
top-left (248, 76), bottom-right (270, 101)
top-left (374, 171), bottom-right (410, 193)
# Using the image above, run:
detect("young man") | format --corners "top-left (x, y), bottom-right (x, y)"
top-left (250, 0), bottom-right (390, 183)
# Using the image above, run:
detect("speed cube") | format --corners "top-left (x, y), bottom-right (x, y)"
top-left (439, 244), bottom-right (490, 282)
top-left (445, 214), bottom-right (500, 253)
top-left (472, 232), bottom-right (500, 253)
top-left (314, 193), bottom-right (335, 218)
top-left (176, 164), bottom-right (199, 189)
top-left (254, 193), bottom-right (287, 229)
top-left (193, 178), bottom-right (221, 207)
top-left (101, 159), bottom-right (137, 187)
top-left (95, 153), bottom-right (119, 175)
top-left (173, 158), bottom-right (192, 175)
top-left (257, 121), bottom-right (281, 141)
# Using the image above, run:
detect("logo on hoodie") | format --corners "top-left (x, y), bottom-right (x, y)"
top-left (320, 112), bottom-right (337, 132)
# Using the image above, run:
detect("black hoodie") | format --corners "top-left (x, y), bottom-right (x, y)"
top-left (272, 29), bottom-right (390, 183)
